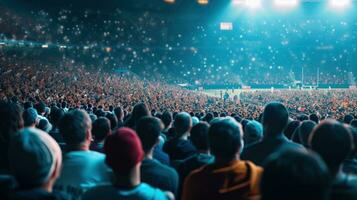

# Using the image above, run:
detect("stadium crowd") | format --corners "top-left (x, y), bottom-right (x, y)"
top-left (0, 57), bottom-right (357, 200)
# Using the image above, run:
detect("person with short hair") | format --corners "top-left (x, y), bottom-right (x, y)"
top-left (261, 150), bottom-right (331, 200)
top-left (83, 128), bottom-right (173, 200)
top-left (90, 117), bottom-right (112, 153)
top-left (182, 117), bottom-right (262, 200)
top-left (55, 110), bottom-right (112, 199)
top-left (310, 120), bottom-right (357, 200)
top-left (0, 101), bottom-right (23, 174)
top-left (296, 120), bottom-right (316, 148)
top-left (49, 106), bottom-right (65, 145)
top-left (124, 103), bottom-right (150, 130)
top-left (23, 108), bottom-right (38, 128)
top-left (244, 120), bottom-right (263, 146)
top-left (8, 128), bottom-right (67, 200)
top-left (163, 112), bottom-right (196, 161)
top-left (136, 117), bottom-right (179, 197)
top-left (242, 102), bottom-right (304, 166)
top-left (113, 106), bottom-right (124, 129)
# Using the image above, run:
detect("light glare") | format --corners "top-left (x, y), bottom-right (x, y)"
top-left (329, 0), bottom-right (351, 9)
top-left (274, 0), bottom-right (299, 8)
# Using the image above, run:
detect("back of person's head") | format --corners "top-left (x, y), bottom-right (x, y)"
top-left (298, 120), bottom-right (317, 147)
top-left (106, 113), bottom-right (118, 130)
top-left (161, 111), bottom-right (173, 129)
top-left (173, 112), bottom-right (192, 137)
top-left (92, 117), bottom-right (111, 142)
top-left (204, 112), bottom-right (214, 123)
top-left (191, 116), bottom-right (199, 127)
top-left (23, 108), bottom-right (38, 127)
top-left (261, 150), bottom-right (330, 200)
top-left (59, 109), bottom-right (91, 147)
top-left (37, 119), bottom-right (52, 133)
top-left (298, 114), bottom-right (309, 122)
top-left (89, 114), bottom-right (97, 123)
top-left (309, 114), bottom-right (319, 124)
top-left (0, 101), bottom-right (23, 143)
top-left (136, 117), bottom-right (164, 153)
top-left (49, 106), bottom-right (64, 127)
top-left (209, 117), bottom-right (243, 161)
top-left (104, 128), bottom-right (144, 174)
top-left (244, 120), bottom-right (263, 145)
top-left (344, 114), bottom-right (354, 124)
top-left (351, 119), bottom-right (357, 128)
top-left (190, 122), bottom-right (210, 152)
top-left (309, 120), bottom-right (353, 175)
top-left (35, 101), bottom-right (46, 115)
top-left (23, 101), bottom-right (33, 110)
top-left (114, 106), bottom-right (124, 121)
top-left (262, 102), bottom-right (289, 136)
top-left (9, 128), bottom-right (62, 189)
top-left (284, 120), bottom-right (301, 139)
top-left (132, 102), bottom-right (150, 122)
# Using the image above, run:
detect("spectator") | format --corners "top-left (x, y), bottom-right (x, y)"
top-left (161, 111), bottom-right (173, 136)
top-left (163, 112), bottom-right (196, 161)
top-left (261, 150), bottom-right (331, 200)
top-left (22, 108), bottom-right (38, 128)
top-left (343, 128), bottom-right (357, 175)
top-left (0, 101), bottom-right (23, 174)
top-left (175, 122), bottom-right (214, 198)
top-left (344, 115), bottom-right (354, 125)
top-left (136, 117), bottom-right (179, 197)
top-left (244, 120), bottom-right (263, 146)
top-left (182, 117), bottom-right (263, 200)
top-left (113, 106), bottom-right (124, 129)
top-left (105, 113), bottom-right (118, 131)
top-left (351, 119), bottom-right (357, 128)
top-left (241, 102), bottom-right (304, 166)
top-left (124, 103), bottom-right (151, 130)
top-left (8, 128), bottom-right (67, 200)
top-left (55, 110), bottom-right (112, 199)
top-left (37, 118), bottom-right (52, 133)
top-left (49, 107), bottom-right (65, 145)
top-left (309, 120), bottom-right (357, 200)
top-left (284, 120), bottom-right (300, 140)
top-left (296, 120), bottom-right (316, 148)
top-left (82, 128), bottom-right (173, 200)
top-left (309, 113), bottom-right (320, 124)
top-left (90, 117), bottom-right (111, 153)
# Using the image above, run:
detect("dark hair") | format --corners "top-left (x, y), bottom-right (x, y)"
top-left (262, 102), bottom-right (289, 136)
top-left (161, 111), bottom-right (173, 128)
top-left (136, 117), bottom-right (163, 153)
top-left (124, 103), bottom-right (150, 129)
top-left (298, 120), bottom-right (316, 147)
top-left (23, 101), bottom-right (33, 110)
top-left (284, 120), bottom-right (300, 139)
top-left (174, 112), bottom-right (192, 137)
top-left (261, 150), bottom-right (331, 200)
top-left (297, 114), bottom-right (309, 122)
top-left (37, 119), bottom-right (51, 133)
top-left (114, 106), bottom-right (124, 121)
top-left (92, 117), bottom-right (111, 142)
top-left (309, 114), bottom-right (319, 124)
top-left (23, 108), bottom-right (38, 127)
top-left (204, 113), bottom-right (214, 123)
top-left (0, 101), bottom-right (23, 143)
top-left (310, 120), bottom-right (353, 175)
top-left (49, 106), bottom-right (64, 127)
top-left (190, 122), bottom-right (210, 151)
top-left (0, 101), bottom-right (23, 173)
top-left (344, 115), bottom-right (354, 124)
top-left (209, 117), bottom-right (242, 161)
top-left (351, 119), bottom-right (357, 128)
top-left (59, 110), bottom-right (91, 146)
top-left (35, 101), bottom-right (46, 115)
top-left (106, 113), bottom-right (118, 130)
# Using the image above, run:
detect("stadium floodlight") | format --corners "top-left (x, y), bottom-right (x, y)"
top-left (197, 0), bottom-right (209, 5)
top-left (245, 0), bottom-right (262, 9)
top-left (273, 0), bottom-right (299, 8)
top-left (220, 22), bottom-right (233, 30)
top-left (41, 44), bottom-right (49, 48)
top-left (329, 0), bottom-right (351, 9)
top-left (164, 0), bottom-right (175, 4)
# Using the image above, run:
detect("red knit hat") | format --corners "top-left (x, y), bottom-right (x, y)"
top-left (104, 127), bottom-right (144, 173)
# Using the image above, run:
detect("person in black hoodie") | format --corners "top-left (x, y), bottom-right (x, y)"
top-left (241, 102), bottom-right (304, 166)
top-left (163, 112), bottom-right (196, 162)
top-left (310, 120), bottom-right (357, 200)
